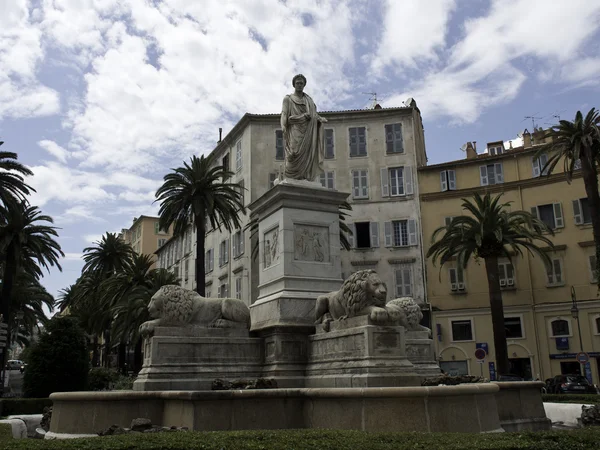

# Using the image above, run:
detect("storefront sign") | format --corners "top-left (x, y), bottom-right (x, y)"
top-left (550, 352), bottom-right (600, 360)
top-left (555, 337), bottom-right (569, 350)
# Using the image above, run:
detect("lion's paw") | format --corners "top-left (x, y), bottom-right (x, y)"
top-left (370, 308), bottom-right (389, 323)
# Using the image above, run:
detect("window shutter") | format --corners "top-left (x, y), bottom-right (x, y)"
top-left (358, 127), bottom-right (366, 155)
top-left (408, 219), bottom-right (417, 246)
top-left (403, 268), bottom-right (412, 296)
top-left (384, 221), bottom-right (393, 247)
top-left (553, 259), bottom-right (562, 282)
top-left (479, 166), bottom-right (488, 185)
top-left (449, 268), bottom-right (457, 284)
top-left (240, 230), bottom-right (245, 255)
top-left (589, 255), bottom-right (597, 281)
top-left (440, 171), bottom-right (448, 191)
top-left (495, 163), bottom-right (504, 183)
top-left (210, 249), bottom-right (214, 271)
top-left (498, 263), bottom-right (506, 280)
top-left (352, 170), bottom-right (360, 197)
top-left (394, 123), bottom-right (403, 153)
top-left (204, 251), bottom-right (208, 274)
top-left (319, 173), bottom-right (326, 187)
top-left (385, 124), bottom-right (393, 153)
top-left (361, 170), bottom-right (368, 197)
top-left (546, 262), bottom-right (554, 284)
top-left (328, 172), bottom-right (335, 189)
top-left (540, 153), bottom-right (549, 175)
top-left (347, 223), bottom-right (355, 248)
top-left (370, 222), bottom-right (380, 248)
top-left (349, 128), bottom-right (358, 155)
top-left (232, 234), bottom-right (238, 257)
top-left (448, 170), bottom-right (456, 190)
top-left (532, 157), bottom-right (541, 177)
top-left (573, 199), bottom-right (583, 224)
top-left (405, 166), bottom-right (413, 195)
top-left (530, 206), bottom-right (538, 219)
top-left (553, 203), bottom-right (564, 228)
top-left (218, 245), bottom-right (223, 266)
top-left (226, 238), bottom-right (230, 262)
top-left (380, 168), bottom-right (389, 197)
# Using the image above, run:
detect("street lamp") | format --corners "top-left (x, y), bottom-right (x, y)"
top-left (570, 286), bottom-right (585, 375)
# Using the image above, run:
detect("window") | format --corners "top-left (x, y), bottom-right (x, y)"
top-left (275, 130), bottom-right (284, 160)
top-left (573, 198), bottom-right (592, 225)
top-left (204, 248), bottom-right (214, 273)
top-left (451, 320), bottom-right (473, 341)
top-left (351, 169), bottom-right (369, 199)
top-left (449, 267), bottom-right (465, 291)
top-left (532, 153), bottom-right (549, 177)
top-left (394, 266), bottom-right (413, 297)
top-left (444, 216), bottom-right (455, 227)
top-left (551, 319), bottom-right (570, 337)
top-left (319, 171), bottom-right (335, 189)
top-left (218, 282), bottom-right (229, 298)
top-left (325, 129), bottom-right (334, 159)
top-left (488, 145), bottom-right (504, 156)
top-left (440, 169), bottom-right (456, 191)
top-left (349, 127), bottom-right (367, 157)
top-left (351, 222), bottom-right (379, 249)
top-left (184, 259), bottom-right (189, 281)
top-left (236, 180), bottom-right (245, 207)
top-left (184, 229), bottom-right (191, 254)
top-left (172, 264), bottom-right (179, 278)
top-left (384, 123), bottom-right (403, 153)
top-left (384, 219), bottom-right (417, 247)
top-left (269, 172), bottom-right (278, 188)
top-left (546, 257), bottom-right (563, 285)
top-left (531, 203), bottom-right (564, 229)
top-left (381, 166), bottom-right (413, 197)
top-left (158, 238), bottom-right (167, 248)
top-left (504, 317), bottom-right (523, 338)
top-left (154, 222), bottom-right (160, 234)
top-left (498, 260), bottom-right (515, 288)
top-left (235, 140), bottom-right (242, 172)
top-left (589, 255), bottom-right (597, 283)
top-left (222, 154), bottom-right (230, 179)
top-left (235, 277), bottom-right (242, 300)
top-left (596, 317), bottom-right (600, 334)
top-left (219, 239), bottom-right (229, 266)
top-left (232, 230), bottom-right (245, 258)
top-left (205, 288), bottom-right (211, 298)
top-left (480, 163), bottom-right (504, 185)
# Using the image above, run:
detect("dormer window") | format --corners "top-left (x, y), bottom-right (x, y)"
top-left (488, 145), bottom-right (504, 156)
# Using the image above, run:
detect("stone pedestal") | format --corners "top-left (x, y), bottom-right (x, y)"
top-left (133, 327), bottom-right (263, 391)
top-left (305, 316), bottom-right (421, 388)
top-left (405, 330), bottom-right (441, 378)
top-left (248, 180), bottom-right (350, 386)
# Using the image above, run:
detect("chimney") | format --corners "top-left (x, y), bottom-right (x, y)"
top-left (523, 129), bottom-right (531, 148)
top-left (218, 128), bottom-right (223, 143)
top-left (532, 127), bottom-right (546, 145)
top-left (466, 142), bottom-right (477, 159)
top-left (509, 140), bottom-right (513, 149)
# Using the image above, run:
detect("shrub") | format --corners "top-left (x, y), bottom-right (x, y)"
top-left (87, 367), bottom-right (119, 391)
top-left (542, 394), bottom-right (600, 404)
top-left (112, 375), bottom-right (134, 390)
top-left (0, 398), bottom-right (53, 416)
top-left (23, 316), bottom-right (89, 398)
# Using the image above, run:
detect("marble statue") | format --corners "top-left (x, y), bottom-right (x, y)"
top-left (139, 285), bottom-right (250, 337)
top-left (387, 297), bottom-right (432, 337)
top-left (281, 74), bottom-right (328, 181)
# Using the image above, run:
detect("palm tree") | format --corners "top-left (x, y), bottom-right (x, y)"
top-left (427, 193), bottom-right (554, 377)
top-left (536, 108), bottom-right (600, 285)
top-left (0, 141), bottom-right (35, 206)
top-left (155, 154), bottom-right (245, 296)
top-left (0, 201), bottom-right (63, 340)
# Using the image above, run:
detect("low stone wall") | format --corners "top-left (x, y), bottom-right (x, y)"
top-left (493, 381), bottom-right (551, 432)
top-left (50, 385), bottom-right (502, 434)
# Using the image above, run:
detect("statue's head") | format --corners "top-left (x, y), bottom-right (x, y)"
top-left (292, 74), bottom-right (307, 91)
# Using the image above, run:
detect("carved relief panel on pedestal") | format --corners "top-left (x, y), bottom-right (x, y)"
top-left (294, 224), bottom-right (329, 262)
top-left (263, 226), bottom-right (280, 268)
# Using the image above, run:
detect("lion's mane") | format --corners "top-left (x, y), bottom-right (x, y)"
top-left (341, 269), bottom-right (386, 317)
top-left (151, 285), bottom-right (195, 324)
top-left (387, 297), bottom-right (423, 329)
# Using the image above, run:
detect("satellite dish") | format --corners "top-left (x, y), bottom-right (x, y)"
top-left (460, 144), bottom-right (468, 152)
top-left (404, 97), bottom-right (415, 107)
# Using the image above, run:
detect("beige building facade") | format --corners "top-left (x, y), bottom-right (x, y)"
top-left (118, 215), bottom-right (173, 265)
top-left (419, 129), bottom-right (600, 384)
top-left (156, 105), bottom-right (430, 314)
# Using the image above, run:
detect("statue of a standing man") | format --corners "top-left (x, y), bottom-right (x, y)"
top-left (281, 74), bottom-right (328, 181)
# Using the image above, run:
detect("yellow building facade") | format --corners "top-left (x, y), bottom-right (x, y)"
top-left (419, 129), bottom-right (600, 384)
top-left (118, 215), bottom-right (172, 264)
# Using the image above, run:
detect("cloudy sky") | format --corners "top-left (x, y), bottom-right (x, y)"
top-left (2, 0), bottom-right (600, 302)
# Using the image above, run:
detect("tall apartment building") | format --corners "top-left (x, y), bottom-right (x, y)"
top-left (419, 128), bottom-right (600, 384)
top-left (118, 215), bottom-right (173, 264)
top-left (156, 104), bottom-right (430, 314)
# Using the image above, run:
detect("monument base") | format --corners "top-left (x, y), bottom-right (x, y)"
top-left (133, 327), bottom-right (263, 391)
top-left (305, 316), bottom-right (421, 388)
top-left (405, 330), bottom-right (441, 378)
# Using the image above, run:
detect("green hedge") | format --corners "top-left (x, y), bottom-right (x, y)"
top-left (0, 423), bottom-right (12, 441)
top-left (2, 429), bottom-right (600, 449)
top-left (0, 398), bottom-right (52, 417)
top-left (542, 394), bottom-right (600, 404)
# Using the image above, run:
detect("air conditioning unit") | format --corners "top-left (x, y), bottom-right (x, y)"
top-left (451, 283), bottom-right (458, 291)
top-left (507, 278), bottom-right (514, 286)
top-left (500, 279), bottom-right (506, 287)
top-left (457, 283), bottom-right (465, 291)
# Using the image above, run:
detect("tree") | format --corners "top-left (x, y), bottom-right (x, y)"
top-left (0, 201), bottom-right (63, 362)
top-left (427, 193), bottom-right (554, 377)
top-left (0, 141), bottom-right (34, 207)
top-left (23, 316), bottom-right (89, 398)
top-left (536, 108), bottom-right (600, 285)
top-left (155, 154), bottom-right (245, 296)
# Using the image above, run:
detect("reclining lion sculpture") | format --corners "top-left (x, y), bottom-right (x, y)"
top-left (139, 285), bottom-right (250, 337)
top-left (315, 269), bottom-right (431, 336)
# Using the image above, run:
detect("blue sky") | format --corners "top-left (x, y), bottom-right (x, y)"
top-left (1, 0), bottom-right (600, 303)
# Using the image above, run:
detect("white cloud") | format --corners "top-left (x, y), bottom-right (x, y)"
top-left (38, 139), bottom-right (70, 163)
top-left (62, 252), bottom-right (84, 261)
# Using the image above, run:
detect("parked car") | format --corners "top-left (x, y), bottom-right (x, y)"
top-left (5, 360), bottom-right (24, 370)
top-left (546, 374), bottom-right (596, 394)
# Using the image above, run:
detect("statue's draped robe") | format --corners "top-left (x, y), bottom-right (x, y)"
top-left (280, 93), bottom-right (324, 181)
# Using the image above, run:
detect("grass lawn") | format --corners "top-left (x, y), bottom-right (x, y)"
top-left (1, 429), bottom-right (600, 450)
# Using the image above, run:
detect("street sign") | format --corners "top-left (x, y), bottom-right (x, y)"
top-left (474, 348), bottom-right (487, 361)
top-left (576, 352), bottom-right (590, 364)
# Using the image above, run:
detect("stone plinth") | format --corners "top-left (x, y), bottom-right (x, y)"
top-left (493, 381), bottom-right (551, 432)
top-left (405, 330), bottom-right (441, 378)
top-left (133, 327), bottom-right (263, 391)
top-left (305, 316), bottom-right (421, 388)
top-left (247, 180), bottom-right (349, 386)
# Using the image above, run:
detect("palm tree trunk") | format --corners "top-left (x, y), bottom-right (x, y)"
top-left (484, 256), bottom-right (510, 377)
top-left (133, 338), bottom-right (143, 374)
top-left (91, 336), bottom-right (99, 366)
top-left (103, 329), bottom-right (111, 368)
top-left (118, 342), bottom-right (126, 375)
top-left (195, 215), bottom-right (206, 296)
top-left (0, 245), bottom-right (17, 370)
top-left (580, 158), bottom-right (600, 286)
